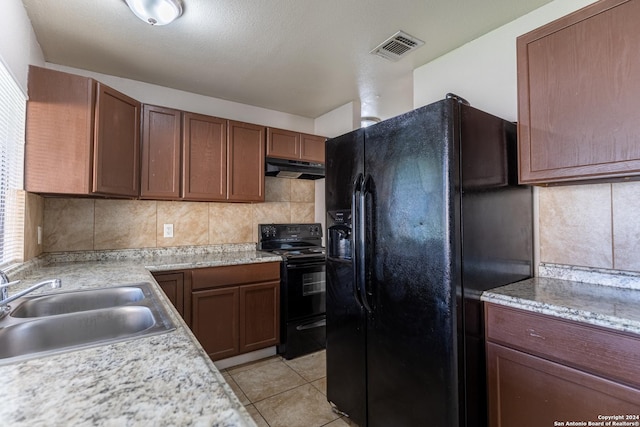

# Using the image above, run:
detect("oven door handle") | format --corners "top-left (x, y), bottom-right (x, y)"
top-left (296, 318), bottom-right (327, 331)
top-left (285, 261), bottom-right (326, 269)
top-left (352, 173), bottom-right (365, 309)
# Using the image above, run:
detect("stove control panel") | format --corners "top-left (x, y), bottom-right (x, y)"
top-left (259, 223), bottom-right (323, 242)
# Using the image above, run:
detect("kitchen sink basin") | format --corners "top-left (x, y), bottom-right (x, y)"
top-left (0, 282), bottom-right (175, 365)
top-left (0, 306), bottom-right (157, 359)
top-left (11, 286), bottom-right (145, 318)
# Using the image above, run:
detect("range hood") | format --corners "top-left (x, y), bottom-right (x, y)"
top-left (265, 157), bottom-right (325, 180)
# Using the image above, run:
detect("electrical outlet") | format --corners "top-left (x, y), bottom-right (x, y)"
top-left (163, 224), bottom-right (174, 238)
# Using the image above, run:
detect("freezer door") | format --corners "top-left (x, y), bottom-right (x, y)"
top-left (364, 100), bottom-right (460, 427)
top-left (325, 129), bottom-right (367, 426)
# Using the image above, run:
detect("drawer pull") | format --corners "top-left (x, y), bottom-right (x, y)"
top-left (527, 328), bottom-right (545, 339)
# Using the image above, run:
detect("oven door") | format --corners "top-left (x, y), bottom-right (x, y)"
top-left (284, 259), bottom-right (326, 320)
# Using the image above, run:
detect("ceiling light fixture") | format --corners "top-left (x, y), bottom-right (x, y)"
top-left (361, 116), bottom-right (381, 128)
top-left (125, 0), bottom-right (183, 26)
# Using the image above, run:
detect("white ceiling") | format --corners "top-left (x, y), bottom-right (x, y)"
top-left (21, 0), bottom-right (552, 120)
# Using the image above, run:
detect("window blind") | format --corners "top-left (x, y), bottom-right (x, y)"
top-left (0, 59), bottom-right (26, 267)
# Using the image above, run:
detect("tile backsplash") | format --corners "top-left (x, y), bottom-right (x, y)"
top-left (37, 177), bottom-right (315, 253)
top-left (539, 180), bottom-right (640, 273)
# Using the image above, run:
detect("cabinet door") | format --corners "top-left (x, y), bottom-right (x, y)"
top-left (192, 287), bottom-right (239, 360)
top-left (153, 272), bottom-right (185, 320)
top-left (487, 343), bottom-right (640, 427)
top-left (267, 127), bottom-right (300, 160)
top-left (182, 112), bottom-right (227, 201)
top-left (227, 120), bottom-right (265, 202)
top-left (517, 0), bottom-right (640, 184)
top-left (25, 66), bottom-right (95, 195)
top-left (141, 105), bottom-right (182, 199)
top-left (239, 281), bottom-right (280, 353)
top-left (93, 83), bottom-right (140, 196)
top-left (300, 133), bottom-right (325, 163)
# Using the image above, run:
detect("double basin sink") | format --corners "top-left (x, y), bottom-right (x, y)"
top-left (0, 282), bottom-right (175, 365)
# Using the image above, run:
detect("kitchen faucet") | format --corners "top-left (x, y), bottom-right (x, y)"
top-left (0, 270), bottom-right (61, 319)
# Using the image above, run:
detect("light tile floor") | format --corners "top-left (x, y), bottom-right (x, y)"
top-left (220, 350), bottom-right (352, 427)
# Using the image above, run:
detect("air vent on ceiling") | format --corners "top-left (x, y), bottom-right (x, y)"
top-left (370, 31), bottom-right (425, 62)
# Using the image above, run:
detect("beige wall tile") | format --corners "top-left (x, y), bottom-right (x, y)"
top-left (23, 192), bottom-right (44, 260)
top-left (290, 202), bottom-right (315, 223)
top-left (44, 198), bottom-right (95, 252)
top-left (291, 180), bottom-right (315, 202)
top-left (94, 200), bottom-right (157, 250)
top-left (209, 203), bottom-right (254, 244)
top-left (265, 177), bottom-right (291, 202)
top-left (612, 181), bottom-right (640, 271)
top-left (252, 202), bottom-right (291, 241)
top-left (157, 201), bottom-right (209, 247)
top-left (538, 184), bottom-right (612, 269)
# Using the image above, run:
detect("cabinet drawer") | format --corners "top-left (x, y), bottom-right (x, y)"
top-left (485, 303), bottom-right (640, 388)
top-left (191, 262), bottom-right (280, 290)
top-left (487, 342), bottom-right (640, 426)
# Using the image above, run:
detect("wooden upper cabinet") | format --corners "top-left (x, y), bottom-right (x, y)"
top-left (25, 66), bottom-right (140, 197)
top-left (267, 127), bottom-right (325, 163)
top-left (93, 84), bottom-right (140, 197)
top-left (267, 128), bottom-right (300, 161)
top-left (300, 133), bottom-right (325, 163)
top-left (26, 66), bottom-right (94, 195)
top-left (140, 105), bottom-right (182, 200)
top-left (517, 0), bottom-right (640, 184)
top-left (228, 120), bottom-right (265, 202)
top-left (182, 112), bottom-right (227, 201)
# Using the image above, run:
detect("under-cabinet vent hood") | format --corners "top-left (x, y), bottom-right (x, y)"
top-left (265, 157), bottom-right (325, 180)
top-left (370, 30), bottom-right (425, 62)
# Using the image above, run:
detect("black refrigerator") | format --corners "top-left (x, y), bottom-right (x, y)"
top-left (325, 96), bottom-right (533, 427)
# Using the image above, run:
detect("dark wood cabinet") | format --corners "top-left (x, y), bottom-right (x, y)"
top-left (140, 105), bottom-right (182, 199)
top-left (228, 120), bottom-right (265, 202)
top-left (182, 112), bottom-right (227, 201)
top-left (192, 286), bottom-right (240, 360)
top-left (239, 282), bottom-right (280, 353)
top-left (25, 66), bottom-right (140, 197)
top-left (300, 133), bottom-right (325, 163)
top-left (267, 127), bottom-right (325, 163)
top-left (485, 303), bottom-right (640, 426)
top-left (152, 271), bottom-right (188, 323)
top-left (190, 262), bottom-right (280, 361)
top-left (517, 0), bottom-right (640, 184)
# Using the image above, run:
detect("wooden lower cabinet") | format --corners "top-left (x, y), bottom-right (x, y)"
top-left (153, 271), bottom-right (187, 323)
top-left (192, 287), bottom-right (240, 360)
top-left (485, 303), bottom-right (640, 426)
top-left (239, 282), bottom-right (280, 353)
top-left (190, 262), bottom-right (280, 361)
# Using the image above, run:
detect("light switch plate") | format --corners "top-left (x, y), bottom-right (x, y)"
top-left (163, 224), bottom-right (174, 238)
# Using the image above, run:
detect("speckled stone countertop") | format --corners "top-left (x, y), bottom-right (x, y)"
top-left (482, 264), bottom-right (640, 336)
top-left (0, 245), bottom-right (282, 426)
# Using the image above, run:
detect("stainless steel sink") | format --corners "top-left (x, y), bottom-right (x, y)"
top-left (0, 282), bottom-right (175, 365)
top-left (11, 286), bottom-right (145, 317)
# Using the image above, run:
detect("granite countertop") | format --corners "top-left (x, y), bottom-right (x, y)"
top-left (0, 246), bottom-right (282, 426)
top-left (482, 273), bottom-right (640, 336)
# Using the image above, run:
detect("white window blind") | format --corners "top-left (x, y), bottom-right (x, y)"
top-left (0, 60), bottom-right (26, 267)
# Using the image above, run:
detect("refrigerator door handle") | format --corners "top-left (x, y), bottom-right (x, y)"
top-left (359, 174), bottom-right (374, 314)
top-left (352, 173), bottom-right (365, 308)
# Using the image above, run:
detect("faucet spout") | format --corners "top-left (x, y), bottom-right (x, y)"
top-left (0, 278), bottom-right (62, 318)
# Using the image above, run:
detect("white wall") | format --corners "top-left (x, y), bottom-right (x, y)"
top-left (314, 101), bottom-right (361, 139)
top-left (0, 0), bottom-right (45, 93)
top-left (45, 63), bottom-right (315, 133)
top-left (413, 0), bottom-right (598, 121)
